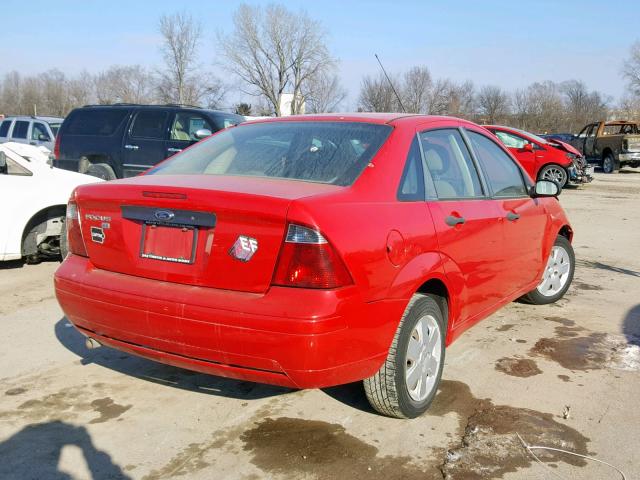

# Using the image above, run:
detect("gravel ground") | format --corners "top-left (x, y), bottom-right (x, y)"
top-left (1, 171), bottom-right (639, 480)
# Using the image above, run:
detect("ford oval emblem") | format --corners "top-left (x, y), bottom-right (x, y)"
top-left (154, 209), bottom-right (175, 221)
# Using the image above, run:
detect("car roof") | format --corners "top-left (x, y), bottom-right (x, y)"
top-left (244, 113), bottom-right (480, 128)
top-left (3, 115), bottom-right (64, 122)
top-left (78, 104), bottom-right (239, 116)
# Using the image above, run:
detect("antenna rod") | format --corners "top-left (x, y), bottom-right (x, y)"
top-left (374, 53), bottom-right (406, 113)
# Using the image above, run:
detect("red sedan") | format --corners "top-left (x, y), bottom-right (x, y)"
top-left (55, 114), bottom-right (574, 418)
top-left (485, 125), bottom-right (582, 188)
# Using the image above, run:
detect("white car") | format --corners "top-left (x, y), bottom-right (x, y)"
top-left (0, 143), bottom-right (102, 262)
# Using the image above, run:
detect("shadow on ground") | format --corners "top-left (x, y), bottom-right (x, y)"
top-left (576, 258), bottom-right (640, 278)
top-left (623, 304), bottom-right (640, 347)
top-left (54, 317), bottom-right (293, 402)
top-left (0, 420), bottom-right (130, 480)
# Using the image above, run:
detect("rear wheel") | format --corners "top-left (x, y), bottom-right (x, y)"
top-left (521, 235), bottom-right (574, 305)
top-left (85, 163), bottom-right (116, 180)
top-left (538, 164), bottom-right (568, 189)
top-left (364, 294), bottom-right (446, 418)
top-left (602, 153), bottom-right (619, 174)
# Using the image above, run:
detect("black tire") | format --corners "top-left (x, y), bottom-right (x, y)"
top-left (364, 293), bottom-right (446, 419)
top-left (521, 235), bottom-right (574, 305)
top-left (59, 218), bottom-right (68, 261)
top-left (538, 164), bottom-right (568, 189)
top-left (602, 153), bottom-right (619, 174)
top-left (85, 163), bottom-right (116, 180)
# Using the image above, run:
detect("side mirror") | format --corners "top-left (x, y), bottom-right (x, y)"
top-left (0, 151), bottom-right (7, 174)
top-left (522, 143), bottom-right (534, 152)
top-left (38, 134), bottom-right (51, 142)
top-left (194, 129), bottom-right (212, 140)
top-left (531, 180), bottom-right (560, 198)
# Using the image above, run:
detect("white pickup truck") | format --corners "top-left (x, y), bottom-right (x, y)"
top-left (0, 143), bottom-right (102, 263)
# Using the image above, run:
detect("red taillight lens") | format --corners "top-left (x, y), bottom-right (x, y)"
top-left (54, 134), bottom-right (61, 160)
top-left (66, 200), bottom-right (87, 257)
top-left (273, 224), bottom-right (352, 289)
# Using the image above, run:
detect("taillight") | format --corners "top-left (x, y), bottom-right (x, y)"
top-left (273, 224), bottom-right (352, 289)
top-left (54, 134), bottom-right (61, 160)
top-left (66, 199), bottom-right (88, 257)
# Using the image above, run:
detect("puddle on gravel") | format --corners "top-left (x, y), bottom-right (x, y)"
top-left (4, 387), bottom-right (27, 396)
top-left (435, 381), bottom-right (590, 479)
top-left (495, 357), bottom-right (542, 378)
top-left (89, 397), bottom-right (132, 424)
top-left (531, 322), bottom-right (640, 371)
top-left (240, 417), bottom-right (438, 480)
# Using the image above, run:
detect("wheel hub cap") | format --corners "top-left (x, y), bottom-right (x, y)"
top-left (536, 245), bottom-right (571, 296)
top-left (405, 315), bottom-right (442, 402)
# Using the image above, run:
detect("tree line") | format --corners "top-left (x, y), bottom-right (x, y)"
top-left (1, 3), bottom-right (639, 134)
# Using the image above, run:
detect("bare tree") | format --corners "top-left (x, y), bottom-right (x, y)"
top-left (402, 66), bottom-right (432, 113)
top-left (304, 72), bottom-right (346, 113)
top-left (426, 78), bottom-right (453, 115)
top-left (561, 80), bottom-right (609, 131)
top-left (95, 65), bottom-right (155, 104)
top-left (220, 4), bottom-right (336, 116)
top-left (358, 73), bottom-right (402, 112)
top-left (447, 80), bottom-right (476, 118)
top-left (158, 11), bottom-right (204, 105)
top-left (476, 85), bottom-right (510, 124)
top-left (622, 41), bottom-right (640, 97)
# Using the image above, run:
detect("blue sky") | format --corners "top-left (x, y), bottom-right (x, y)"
top-left (1, 0), bottom-right (638, 109)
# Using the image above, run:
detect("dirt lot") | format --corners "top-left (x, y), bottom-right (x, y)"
top-left (1, 171), bottom-right (639, 480)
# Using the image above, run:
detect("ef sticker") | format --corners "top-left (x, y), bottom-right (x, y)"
top-left (90, 227), bottom-right (105, 244)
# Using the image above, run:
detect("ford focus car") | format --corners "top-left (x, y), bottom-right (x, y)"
top-left (54, 114), bottom-right (574, 418)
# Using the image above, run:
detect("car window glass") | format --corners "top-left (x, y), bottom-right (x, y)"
top-left (31, 122), bottom-right (49, 141)
top-left (467, 131), bottom-right (528, 198)
top-left (5, 157), bottom-right (32, 176)
top-left (11, 121), bottom-right (29, 139)
top-left (66, 110), bottom-right (128, 136)
top-left (131, 111), bottom-right (168, 139)
top-left (170, 113), bottom-right (213, 141)
top-left (586, 125), bottom-right (596, 137)
top-left (397, 137), bottom-right (425, 201)
top-left (494, 130), bottom-right (530, 149)
top-left (420, 129), bottom-right (483, 199)
top-left (0, 120), bottom-right (11, 137)
top-left (48, 122), bottom-right (61, 136)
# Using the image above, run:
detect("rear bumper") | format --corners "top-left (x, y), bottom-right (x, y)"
top-left (53, 158), bottom-right (80, 173)
top-left (54, 255), bottom-right (404, 388)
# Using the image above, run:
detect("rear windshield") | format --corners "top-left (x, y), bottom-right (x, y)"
top-left (64, 109), bottom-right (129, 136)
top-left (148, 121), bottom-right (392, 186)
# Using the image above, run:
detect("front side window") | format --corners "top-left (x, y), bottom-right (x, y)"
top-left (0, 120), bottom-right (11, 137)
top-left (170, 113), bottom-right (214, 141)
top-left (31, 122), bottom-right (49, 141)
top-left (130, 111), bottom-right (168, 139)
top-left (149, 121), bottom-right (392, 186)
top-left (467, 131), bottom-right (528, 198)
top-left (11, 121), bottom-right (29, 139)
top-left (420, 129), bottom-right (483, 199)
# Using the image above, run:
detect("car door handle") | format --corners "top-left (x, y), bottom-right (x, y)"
top-left (167, 147), bottom-right (182, 153)
top-left (124, 144), bottom-right (139, 150)
top-left (506, 212), bottom-right (520, 221)
top-left (445, 215), bottom-right (465, 227)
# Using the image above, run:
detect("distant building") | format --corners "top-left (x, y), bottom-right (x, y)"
top-left (279, 93), bottom-right (305, 116)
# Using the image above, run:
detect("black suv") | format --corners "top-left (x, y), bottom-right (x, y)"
top-left (54, 104), bottom-right (244, 179)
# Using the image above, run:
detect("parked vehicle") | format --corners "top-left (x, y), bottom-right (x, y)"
top-left (0, 115), bottom-right (63, 151)
top-left (53, 104), bottom-right (244, 180)
top-left (568, 121), bottom-right (640, 173)
top-left (539, 133), bottom-right (575, 143)
top-left (55, 114), bottom-right (574, 418)
top-left (486, 125), bottom-right (593, 188)
top-left (0, 143), bottom-right (101, 263)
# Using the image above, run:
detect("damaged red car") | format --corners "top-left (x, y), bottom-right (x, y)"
top-left (55, 114), bottom-right (575, 418)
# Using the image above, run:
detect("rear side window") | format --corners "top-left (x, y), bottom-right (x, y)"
top-left (467, 131), bottom-right (528, 198)
top-left (149, 121), bottom-right (392, 186)
top-left (11, 121), bottom-right (29, 139)
top-left (65, 109), bottom-right (128, 135)
top-left (397, 138), bottom-right (425, 201)
top-left (420, 129), bottom-right (483, 199)
top-left (130, 110), bottom-right (168, 139)
top-left (494, 130), bottom-right (530, 149)
top-left (0, 120), bottom-right (11, 137)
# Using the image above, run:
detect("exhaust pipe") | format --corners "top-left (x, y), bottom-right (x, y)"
top-left (85, 337), bottom-right (102, 349)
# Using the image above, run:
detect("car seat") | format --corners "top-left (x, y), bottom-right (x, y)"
top-left (172, 119), bottom-right (191, 141)
top-left (424, 146), bottom-right (457, 198)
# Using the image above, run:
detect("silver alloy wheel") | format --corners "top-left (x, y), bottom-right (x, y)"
top-left (536, 245), bottom-right (571, 297)
top-left (405, 314), bottom-right (442, 402)
top-left (541, 166), bottom-right (567, 186)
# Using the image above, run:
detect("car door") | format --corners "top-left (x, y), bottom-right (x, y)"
top-left (0, 153), bottom-right (33, 258)
top-left (492, 129), bottom-right (538, 180)
top-left (419, 127), bottom-right (505, 325)
top-left (9, 120), bottom-right (30, 146)
top-left (164, 112), bottom-right (215, 159)
top-left (583, 124), bottom-right (597, 157)
top-left (121, 109), bottom-right (170, 177)
top-left (465, 129), bottom-right (547, 291)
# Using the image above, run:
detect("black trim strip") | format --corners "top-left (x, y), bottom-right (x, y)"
top-left (121, 205), bottom-right (216, 227)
